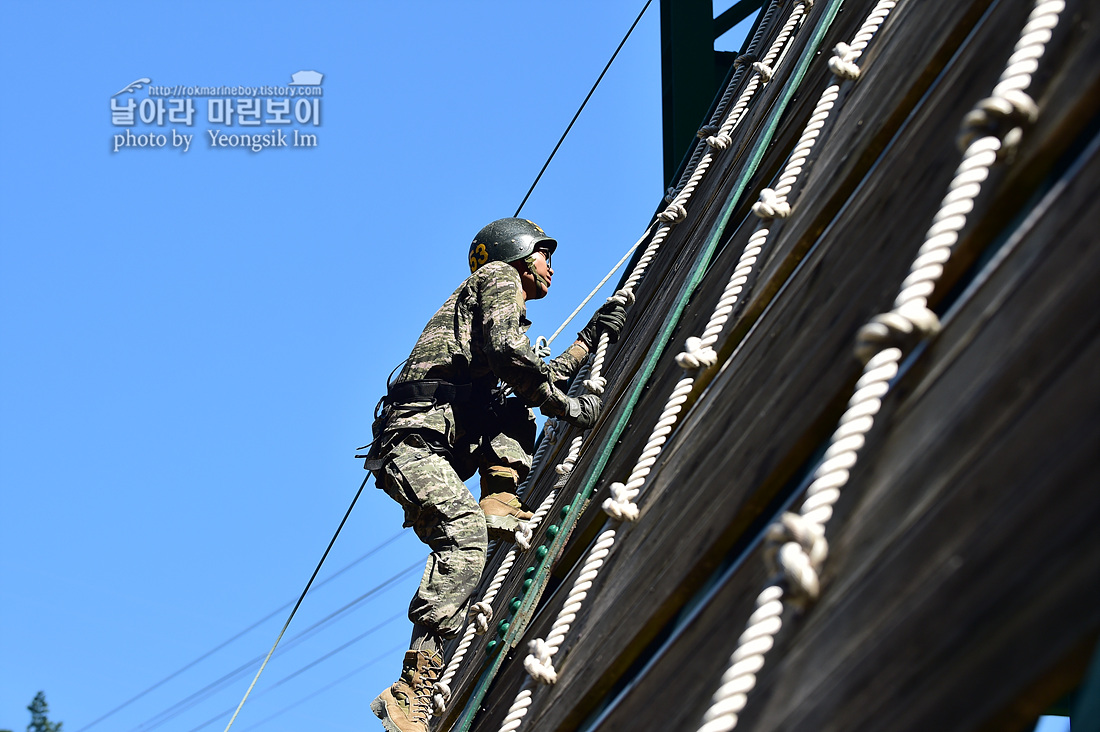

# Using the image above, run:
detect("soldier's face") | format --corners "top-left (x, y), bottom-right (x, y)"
top-left (517, 249), bottom-right (553, 301)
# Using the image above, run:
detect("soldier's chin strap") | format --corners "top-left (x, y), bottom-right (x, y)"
top-left (523, 255), bottom-right (550, 290)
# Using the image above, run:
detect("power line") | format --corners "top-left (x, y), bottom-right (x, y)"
top-left (219, 469), bottom-right (395, 732)
top-left (236, 643), bottom-right (405, 732)
top-left (514, 0), bottom-right (655, 217)
top-left (181, 614), bottom-right (404, 732)
top-left (77, 529), bottom-right (409, 732)
top-left (127, 560), bottom-right (421, 732)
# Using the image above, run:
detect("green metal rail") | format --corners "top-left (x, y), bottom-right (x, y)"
top-left (452, 2), bottom-right (845, 728)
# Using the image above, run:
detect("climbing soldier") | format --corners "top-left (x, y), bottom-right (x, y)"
top-left (362, 218), bottom-right (627, 732)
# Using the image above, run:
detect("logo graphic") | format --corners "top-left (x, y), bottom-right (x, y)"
top-left (113, 78), bottom-right (151, 97)
top-left (109, 72), bottom-right (324, 154)
top-left (289, 70), bottom-right (323, 86)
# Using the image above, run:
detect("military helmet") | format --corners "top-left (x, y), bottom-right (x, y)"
top-left (468, 218), bottom-right (557, 273)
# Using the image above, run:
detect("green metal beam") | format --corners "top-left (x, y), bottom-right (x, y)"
top-left (660, 0), bottom-right (766, 185)
top-left (714, 0), bottom-right (766, 38)
top-left (451, 4), bottom-right (846, 727)
top-left (661, 0), bottom-right (717, 183)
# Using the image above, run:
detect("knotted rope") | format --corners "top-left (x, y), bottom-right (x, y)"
top-left (431, 489), bottom-right (558, 714)
top-left (667, 4), bottom-right (781, 204)
top-left (488, 8), bottom-right (821, 731)
top-left (695, 3), bottom-right (1061, 730)
top-left (606, 0), bottom-right (859, 526)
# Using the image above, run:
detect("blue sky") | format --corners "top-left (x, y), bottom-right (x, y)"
top-left (0, 3), bottom-right (766, 732)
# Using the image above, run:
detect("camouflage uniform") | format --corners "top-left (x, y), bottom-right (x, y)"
top-left (369, 260), bottom-right (587, 639)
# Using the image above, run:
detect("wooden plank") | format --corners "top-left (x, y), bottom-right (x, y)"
top-left (461, 0), bottom-right (1100, 728)
top-left (438, 2), bottom-right (862, 721)
top-left (592, 118), bottom-right (1100, 732)
top-left (745, 151), bottom-right (1100, 732)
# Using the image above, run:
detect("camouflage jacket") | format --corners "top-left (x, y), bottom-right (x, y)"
top-left (380, 261), bottom-right (587, 446)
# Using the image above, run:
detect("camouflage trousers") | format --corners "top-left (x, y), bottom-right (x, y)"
top-left (374, 404), bottom-right (535, 638)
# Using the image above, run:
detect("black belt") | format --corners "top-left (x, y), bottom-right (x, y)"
top-left (382, 379), bottom-right (474, 408)
top-left (361, 379), bottom-right (476, 471)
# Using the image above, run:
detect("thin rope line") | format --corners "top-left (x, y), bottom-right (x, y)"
top-left (77, 529), bottom-right (407, 732)
top-left (237, 643), bottom-right (405, 732)
top-left (544, 222), bottom-right (656, 346)
top-left (514, 0), bottom-right (654, 217)
top-left (126, 561), bottom-right (421, 732)
top-left (221, 474), bottom-right (371, 732)
top-left (182, 614), bottom-right (405, 732)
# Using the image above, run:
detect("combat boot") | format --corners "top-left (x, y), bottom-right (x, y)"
top-left (371, 649), bottom-right (442, 732)
top-left (480, 493), bottom-right (535, 541)
top-left (479, 466), bottom-right (534, 542)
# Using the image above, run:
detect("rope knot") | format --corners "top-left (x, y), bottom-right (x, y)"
top-left (706, 132), bottom-right (733, 150)
top-left (696, 124), bottom-right (720, 139)
top-left (752, 61), bottom-right (775, 82)
top-left (664, 186), bottom-right (678, 204)
top-left (658, 202), bottom-right (688, 224)
top-left (854, 301), bottom-right (941, 364)
top-left (602, 481), bottom-right (639, 522)
top-left (609, 288), bottom-right (635, 307)
top-left (584, 375), bottom-right (607, 396)
top-left (533, 335), bottom-right (552, 359)
top-left (524, 638), bottom-right (558, 684)
top-left (543, 418), bottom-right (559, 445)
top-left (828, 42), bottom-right (861, 80)
top-left (675, 336), bottom-right (718, 371)
top-left (515, 521), bottom-right (534, 550)
top-left (763, 511), bottom-right (828, 602)
top-left (432, 681), bottom-right (451, 714)
top-left (752, 187), bottom-right (791, 220)
top-left (957, 90), bottom-right (1038, 154)
top-left (733, 53), bottom-right (758, 68)
top-left (469, 601), bottom-right (494, 635)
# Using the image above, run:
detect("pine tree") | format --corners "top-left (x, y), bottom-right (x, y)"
top-left (26, 693), bottom-right (62, 732)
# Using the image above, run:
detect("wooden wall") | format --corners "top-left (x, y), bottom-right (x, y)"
top-left (439, 0), bottom-right (1100, 729)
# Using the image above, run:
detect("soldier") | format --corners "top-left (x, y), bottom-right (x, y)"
top-left (364, 218), bottom-right (626, 732)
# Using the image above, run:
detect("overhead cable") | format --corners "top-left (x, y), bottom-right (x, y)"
top-left (77, 529), bottom-right (408, 732)
top-left (514, 0), bottom-right (654, 217)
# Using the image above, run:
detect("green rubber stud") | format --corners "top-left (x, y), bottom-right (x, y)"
top-left (560, 504), bottom-right (571, 518)
top-left (510, 597), bottom-right (522, 613)
top-left (525, 566), bottom-right (536, 577)
top-left (546, 524), bottom-right (559, 537)
top-left (536, 545), bottom-right (549, 559)
top-left (498, 620), bottom-right (510, 634)
top-left (487, 640), bottom-right (498, 653)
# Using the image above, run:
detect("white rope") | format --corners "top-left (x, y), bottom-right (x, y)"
top-left (539, 223), bottom-right (656, 349)
top-left (696, 2), bottom-right (1062, 730)
top-left (555, 435), bottom-right (585, 476)
top-left (583, 0), bottom-right (805, 402)
top-left (486, 6), bottom-right (818, 730)
top-left (706, 2), bottom-right (808, 152)
top-left (607, 0), bottom-right (852, 524)
top-left (497, 683), bottom-right (534, 732)
top-left (515, 488), bottom-right (558, 551)
top-left (524, 527), bottom-right (618, 685)
top-left (428, 0), bottom-right (822, 725)
top-left (431, 489), bottom-right (557, 715)
top-left (667, 0), bottom-right (782, 203)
